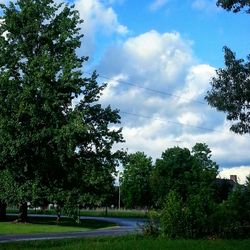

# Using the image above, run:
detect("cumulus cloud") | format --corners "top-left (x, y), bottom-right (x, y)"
top-left (99, 30), bottom-right (194, 91)
top-left (176, 64), bottom-right (216, 104)
top-left (96, 28), bottom-right (250, 183)
top-left (74, 0), bottom-right (128, 54)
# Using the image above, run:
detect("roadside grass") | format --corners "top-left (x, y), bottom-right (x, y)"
top-left (0, 216), bottom-right (116, 235)
top-left (7, 208), bottom-right (148, 218)
top-left (1, 235), bottom-right (250, 250)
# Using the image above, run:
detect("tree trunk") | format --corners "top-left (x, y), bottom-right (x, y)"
top-left (0, 201), bottom-right (7, 221)
top-left (105, 205), bottom-right (108, 217)
top-left (56, 207), bottom-right (61, 223)
top-left (17, 202), bottom-right (28, 222)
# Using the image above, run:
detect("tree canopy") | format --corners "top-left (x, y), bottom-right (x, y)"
top-left (151, 143), bottom-right (218, 206)
top-left (206, 1), bottom-right (250, 134)
top-left (120, 152), bottom-right (153, 208)
top-left (0, 0), bottom-right (123, 221)
top-left (205, 47), bottom-right (250, 134)
top-left (217, 0), bottom-right (250, 13)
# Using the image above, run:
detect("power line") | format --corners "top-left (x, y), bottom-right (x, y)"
top-left (85, 72), bottom-right (250, 139)
top-left (119, 111), bottom-right (250, 139)
top-left (85, 72), bottom-right (207, 105)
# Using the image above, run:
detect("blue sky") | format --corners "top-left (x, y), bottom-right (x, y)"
top-left (83, 0), bottom-right (250, 68)
top-left (71, 0), bottom-right (250, 182)
top-left (1, 0), bottom-right (250, 182)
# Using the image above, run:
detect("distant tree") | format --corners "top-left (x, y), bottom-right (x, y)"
top-left (151, 143), bottom-right (218, 207)
top-left (190, 143), bottom-right (218, 193)
top-left (151, 147), bottom-right (192, 206)
top-left (0, 0), bottom-right (123, 222)
top-left (120, 152), bottom-right (153, 208)
top-left (205, 1), bottom-right (250, 134)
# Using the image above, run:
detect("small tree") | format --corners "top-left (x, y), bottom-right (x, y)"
top-left (121, 152), bottom-right (153, 208)
top-left (160, 191), bottom-right (184, 238)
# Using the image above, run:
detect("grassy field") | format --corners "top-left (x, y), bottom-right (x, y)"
top-left (0, 216), bottom-right (116, 235)
top-left (1, 236), bottom-right (250, 250)
top-left (7, 208), bottom-right (148, 218)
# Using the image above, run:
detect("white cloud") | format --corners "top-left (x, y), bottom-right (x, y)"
top-left (176, 64), bottom-right (216, 104)
top-left (99, 30), bottom-right (194, 91)
top-left (149, 0), bottom-right (169, 11)
top-left (192, 0), bottom-right (220, 13)
top-left (96, 28), bottom-right (250, 186)
top-left (74, 0), bottom-right (128, 54)
top-left (219, 166), bottom-right (250, 184)
top-left (177, 112), bottom-right (203, 126)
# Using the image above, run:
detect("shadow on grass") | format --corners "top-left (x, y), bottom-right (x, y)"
top-left (3, 215), bottom-right (116, 230)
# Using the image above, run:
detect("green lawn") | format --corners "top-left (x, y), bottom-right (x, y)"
top-left (0, 216), bottom-right (116, 235)
top-left (1, 236), bottom-right (250, 250)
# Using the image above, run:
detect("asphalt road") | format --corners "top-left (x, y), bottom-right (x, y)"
top-left (0, 215), bottom-right (145, 243)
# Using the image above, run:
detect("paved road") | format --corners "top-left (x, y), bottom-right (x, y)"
top-left (0, 215), bottom-right (145, 243)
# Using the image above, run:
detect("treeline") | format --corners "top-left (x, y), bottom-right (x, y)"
top-left (120, 143), bottom-right (250, 239)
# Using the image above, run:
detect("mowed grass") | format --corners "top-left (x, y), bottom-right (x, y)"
top-left (1, 236), bottom-right (250, 250)
top-left (0, 216), bottom-right (116, 235)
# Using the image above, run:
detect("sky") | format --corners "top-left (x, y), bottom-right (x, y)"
top-left (1, 0), bottom-right (250, 183)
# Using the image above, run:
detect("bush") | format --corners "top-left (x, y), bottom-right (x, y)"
top-left (140, 210), bottom-right (160, 237)
top-left (160, 191), bottom-right (185, 238)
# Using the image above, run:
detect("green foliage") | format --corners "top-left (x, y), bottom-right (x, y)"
top-left (121, 152), bottom-right (153, 208)
top-left (205, 47), bottom-right (250, 134)
top-left (217, 0), bottom-right (250, 13)
top-left (151, 147), bottom-right (192, 206)
top-left (140, 210), bottom-right (160, 237)
top-left (0, 0), bottom-right (123, 218)
top-left (151, 143), bottom-right (218, 206)
top-left (210, 184), bottom-right (250, 239)
top-left (160, 191), bottom-right (184, 238)
top-left (206, 1), bottom-right (250, 134)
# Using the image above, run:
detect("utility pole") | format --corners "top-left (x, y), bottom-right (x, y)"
top-left (118, 171), bottom-right (121, 210)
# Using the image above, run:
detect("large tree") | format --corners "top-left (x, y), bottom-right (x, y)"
top-left (205, 1), bottom-right (250, 134)
top-left (0, 0), bottom-right (123, 221)
top-left (120, 152), bottom-right (153, 208)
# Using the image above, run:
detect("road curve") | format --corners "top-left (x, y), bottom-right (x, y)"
top-left (0, 216), bottom-right (145, 243)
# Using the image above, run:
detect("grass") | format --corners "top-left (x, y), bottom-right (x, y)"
top-left (0, 215), bottom-right (116, 235)
top-left (1, 235), bottom-right (250, 250)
